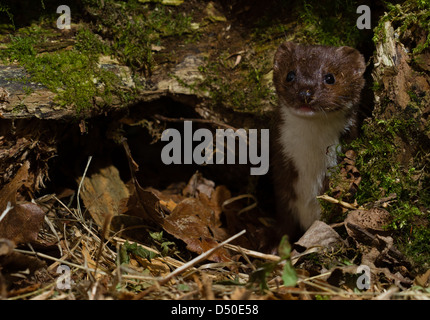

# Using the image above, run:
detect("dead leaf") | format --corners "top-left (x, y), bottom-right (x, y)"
top-left (0, 87), bottom-right (10, 102)
top-left (294, 220), bottom-right (345, 253)
top-left (81, 241), bottom-right (97, 270)
top-left (0, 238), bottom-right (14, 256)
top-left (230, 287), bottom-right (252, 300)
top-left (415, 269), bottom-right (430, 287)
top-left (5, 204), bottom-right (45, 244)
top-left (207, 185), bottom-right (231, 219)
top-left (345, 208), bottom-right (392, 242)
top-left (159, 199), bottom-right (177, 211)
top-left (331, 150), bottom-right (361, 199)
top-left (163, 198), bottom-right (231, 263)
top-left (182, 172), bottom-right (215, 198)
top-left (0, 162), bottom-right (45, 244)
top-left (151, 44), bottom-right (165, 52)
top-left (0, 161), bottom-right (29, 205)
top-left (121, 141), bottom-right (238, 263)
top-left (8, 284), bottom-right (42, 298)
top-left (122, 139), bottom-right (163, 225)
top-left (130, 186), bottom-right (163, 224)
top-left (79, 165), bottom-right (130, 228)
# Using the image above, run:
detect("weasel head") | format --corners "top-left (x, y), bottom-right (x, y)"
top-left (273, 42), bottom-right (366, 118)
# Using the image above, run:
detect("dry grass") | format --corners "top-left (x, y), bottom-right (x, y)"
top-left (1, 158), bottom-right (429, 301)
top-left (5, 195), bottom-right (430, 300)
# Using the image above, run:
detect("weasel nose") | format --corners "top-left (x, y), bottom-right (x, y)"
top-left (298, 90), bottom-right (313, 103)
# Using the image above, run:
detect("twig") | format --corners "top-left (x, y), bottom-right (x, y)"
top-left (44, 215), bottom-right (63, 256)
top-left (317, 194), bottom-right (358, 210)
top-left (134, 229), bottom-right (246, 299)
top-left (76, 156), bottom-right (93, 222)
top-left (8, 282), bottom-right (58, 300)
top-left (373, 286), bottom-right (399, 300)
top-left (222, 194), bottom-right (258, 215)
top-left (0, 202), bottom-right (13, 222)
top-left (13, 248), bottom-right (108, 275)
top-left (223, 244), bottom-right (280, 262)
top-left (93, 212), bottom-right (114, 279)
top-left (54, 195), bottom-right (107, 255)
top-left (162, 229), bottom-right (245, 283)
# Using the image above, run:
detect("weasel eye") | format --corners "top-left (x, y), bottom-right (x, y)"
top-left (324, 73), bottom-right (335, 85)
top-left (286, 71), bottom-right (296, 82)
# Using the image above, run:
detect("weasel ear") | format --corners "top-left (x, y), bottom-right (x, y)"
top-left (336, 46), bottom-right (366, 76)
top-left (274, 42), bottom-right (297, 70)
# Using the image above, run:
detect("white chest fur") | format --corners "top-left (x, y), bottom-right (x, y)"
top-left (278, 106), bottom-right (351, 229)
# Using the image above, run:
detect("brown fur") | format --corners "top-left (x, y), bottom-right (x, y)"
top-left (273, 42), bottom-right (365, 114)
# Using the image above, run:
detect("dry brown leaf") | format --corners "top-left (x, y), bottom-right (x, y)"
top-left (8, 284), bottom-right (42, 298)
top-left (5, 203), bottom-right (45, 244)
top-left (0, 238), bottom-right (14, 256)
top-left (163, 198), bottom-right (231, 263)
top-left (131, 186), bottom-right (163, 224)
top-left (134, 256), bottom-right (170, 277)
top-left (0, 161), bottom-right (29, 204)
top-left (415, 269), bottom-right (430, 287)
top-left (159, 199), bottom-right (177, 211)
top-left (79, 165), bottom-right (129, 228)
top-left (81, 241), bottom-right (97, 270)
top-left (121, 141), bottom-right (235, 263)
top-left (331, 150), bottom-right (361, 199)
top-left (182, 172), bottom-right (215, 198)
top-left (122, 139), bottom-right (163, 225)
top-left (230, 287), bottom-right (252, 300)
top-left (111, 214), bottom-right (148, 242)
top-left (202, 185), bottom-right (231, 222)
top-left (294, 220), bottom-right (345, 252)
top-left (345, 208), bottom-right (392, 242)
top-left (0, 162), bottom-right (45, 244)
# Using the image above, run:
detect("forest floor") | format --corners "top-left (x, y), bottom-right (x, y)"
top-left (0, 0), bottom-right (429, 300)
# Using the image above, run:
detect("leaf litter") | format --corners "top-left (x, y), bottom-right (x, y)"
top-left (0, 145), bottom-right (429, 300)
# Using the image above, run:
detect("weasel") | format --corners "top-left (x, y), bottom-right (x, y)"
top-left (271, 42), bottom-right (366, 242)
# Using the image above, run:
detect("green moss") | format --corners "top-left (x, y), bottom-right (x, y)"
top-left (195, 55), bottom-right (275, 114)
top-left (0, 0), bottom-right (199, 112)
top-left (296, 0), bottom-right (364, 47)
top-left (373, 0), bottom-right (430, 54)
top-left (365, 0), bottom-right (430, 265)
top-left (250, 0), bottom-right (365, 47)
top-left (0, 25), bottom-right (126, 113)
top-left (351, 120), bottom-right (414, 201)
top-left (75, 27), bottom-right (111, 56)
top-left (347, 112), bottom-right (430, 269)
top-left (403, 226), bottom-right (430, 266)
top-left (31, 51), bottom-right (116, 110)
top-left (86, 0), bottom-right (198, 74)
top-left (1, 35), bottom-right (37, 62)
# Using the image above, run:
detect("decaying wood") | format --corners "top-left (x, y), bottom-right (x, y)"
top-left (0, 54), bottom-right (207, 120)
